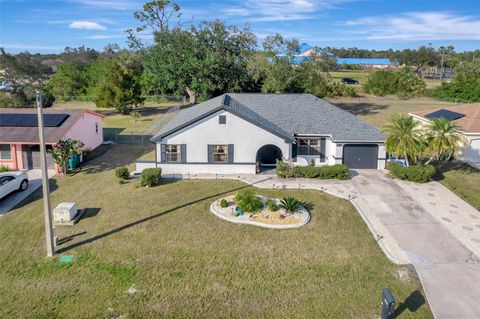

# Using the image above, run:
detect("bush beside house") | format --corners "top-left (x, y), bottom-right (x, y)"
top-left (387, 162), bottom-right (436, 183)
top-left (140, 168), bottom-right (162, 187)
top-left (115, 167), bottom-right (130, 180)
top-left (276, 160), bottom-right (350, 180)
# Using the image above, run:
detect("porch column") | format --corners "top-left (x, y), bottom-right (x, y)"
top-left (11, 144), bottom-right (18, 170)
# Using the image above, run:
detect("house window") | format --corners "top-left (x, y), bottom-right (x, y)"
top-left (0, 144), bottom-right (12, 160)
top-left (165, 145), bottom-right (181, 162)
top-left (213, 145), bottom-right (228, 163)
top-left (297, 139), bottom-right (320, 155)
top-left (219, 115), bottom-right (226, 124)
top-left (95, 123), bottom-right (99, 134)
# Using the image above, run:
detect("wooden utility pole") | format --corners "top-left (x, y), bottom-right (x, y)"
top-left (36, 91), bottom-right (55, 257)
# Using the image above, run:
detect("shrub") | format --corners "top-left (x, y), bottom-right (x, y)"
top-left (318, 164), bottom-right (350, 180)
top-left (140, 168), bottom-right (162, 187)
top-left (388, 162), bottom-right (435, 183)
top-left (115, 167), bottom-right (130, 180)
top-left (279, 197), bottom-right (302, 213)
top-left (279, 163), bottom-right (349, 180)
top-left (234, 190), bottom-right (263, 213)
top-left (219, 199), bottom-right (228, 208)
top-left (0, 165), bottom-right (10, 173)
top-left (364, 68), bottom-right (426, 98)
top-left (276, 159), bottom-right (293, 178)
top-left (267, 199), bottom-right (278, 212)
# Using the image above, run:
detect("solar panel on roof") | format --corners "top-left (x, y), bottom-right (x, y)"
top-left (425, 109), bottom-right (465, 121)
top-left (0, 113), bottom-right (69, 127)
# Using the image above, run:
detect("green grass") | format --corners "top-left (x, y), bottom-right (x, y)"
top-left (0, 144), bottom-right (432, 318)
top-left (54, 100), bottom-right (183, 134)
top-left (329, 70), bottom-right (445, 90)
top-left (326, 95), bottom-right (458, 129)
top-left (433, 161), bottom-right (480, 211)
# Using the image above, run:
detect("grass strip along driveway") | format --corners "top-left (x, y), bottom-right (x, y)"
top-left (0, 145), bottom-right (432, 318)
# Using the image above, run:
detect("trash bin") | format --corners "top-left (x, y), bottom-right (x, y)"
top-left (68, 153), bottom-right (80, 170)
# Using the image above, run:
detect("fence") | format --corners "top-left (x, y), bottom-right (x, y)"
top-left (103, 128), bottom-right (152, 145)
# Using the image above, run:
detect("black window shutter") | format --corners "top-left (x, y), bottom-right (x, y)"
top-left (228, 144), bottom-right (234, 163)
top-left (292, 142), bottom-right (297, 158)
top-left (207, 145), bottom-right (213, 163)
top-left (320, 138), bottom-right (326, 162)
top-left (181, 144), bottom-right (186, 163)
top-left (160, 144), bottom-right (166, 163)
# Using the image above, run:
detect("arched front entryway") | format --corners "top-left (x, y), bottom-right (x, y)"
top-left (256, 144), bottom-right (283, 166)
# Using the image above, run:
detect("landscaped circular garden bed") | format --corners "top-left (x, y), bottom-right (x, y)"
top-left (210, 191), bottom-right (310, 229)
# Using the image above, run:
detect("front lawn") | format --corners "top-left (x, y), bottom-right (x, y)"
top-left (0, 145), bottom-right (432, 318)
top-left (433, 161), bottom-right (480, 211)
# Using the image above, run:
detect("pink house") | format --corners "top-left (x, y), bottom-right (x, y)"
top-left (0, 108), bottom-right (105, 173)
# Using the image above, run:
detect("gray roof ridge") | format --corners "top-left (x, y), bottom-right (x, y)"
top-left (223, 94), bottom-right (294, 141)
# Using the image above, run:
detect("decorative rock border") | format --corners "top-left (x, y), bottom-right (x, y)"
top-left (210, 195), bottom-right (310, 229)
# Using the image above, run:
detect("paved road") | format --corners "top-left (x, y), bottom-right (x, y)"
top-left (0, 169), bottom-right (53, 217)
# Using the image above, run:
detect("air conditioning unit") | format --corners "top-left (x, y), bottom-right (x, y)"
top-left (53, 202), bottom-right (78, 222)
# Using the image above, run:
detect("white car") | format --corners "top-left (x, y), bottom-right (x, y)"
top-left (0, 171), bottom-right (29, 199)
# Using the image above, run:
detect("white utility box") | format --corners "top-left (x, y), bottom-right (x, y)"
top-left (53, 202), bottom-right (78, 222)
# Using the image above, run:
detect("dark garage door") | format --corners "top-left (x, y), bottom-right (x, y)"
top-left (343, 144), bottom-right (378, 169)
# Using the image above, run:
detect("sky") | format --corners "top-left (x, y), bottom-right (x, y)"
top-left (1, 0), bottom-right (479, 54)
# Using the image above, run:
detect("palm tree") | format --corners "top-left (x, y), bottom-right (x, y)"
top-left (382, 114), bottom-right (424, 166)
top-left (424, 118), bottom-right (466, 164)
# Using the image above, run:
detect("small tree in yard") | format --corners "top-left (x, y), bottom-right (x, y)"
top-left (96, 55), bottom-right (144, 114)
top-left (424, 118), bottom-right (466, 163)
top-left (382, 114), bottom-right (424, 166)
top-left (48, 138), bottom-right (84, 174)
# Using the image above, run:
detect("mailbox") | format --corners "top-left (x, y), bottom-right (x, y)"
top-left (381, 288), bottom-right (396, 319)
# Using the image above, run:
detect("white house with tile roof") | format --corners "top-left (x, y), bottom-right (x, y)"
top-left (137, 93), bottom-right (386, 175)
top-left (410, 104), bottom-right (480, 168)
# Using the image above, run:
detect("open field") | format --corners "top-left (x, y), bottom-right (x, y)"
top-left (0, 144), bottom-right (431, 318)
top-left (326, 95), bottom-right (458, 128)
top-left (329, 70), bottom-right (446, 91)
top-left (54, 100), bottom-right (184, 134)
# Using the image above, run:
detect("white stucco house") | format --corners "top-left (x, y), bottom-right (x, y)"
top-left (410, 104), bottom-right (480, 168)
top-left (136, 93), bottom-right (386, 175)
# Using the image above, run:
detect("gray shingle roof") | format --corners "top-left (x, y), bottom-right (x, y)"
top-left (151, 93), bottom-right (385, 143)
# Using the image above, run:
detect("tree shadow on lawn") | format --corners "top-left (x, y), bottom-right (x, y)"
top-left (331, 102), bottom-right (389, 116)
top-left (432, 160), bottom-right (479, 182)
top-left (80, 144), bottom-right (153, 175)
top-left (56, 178), bottom-right (272, 254)
top-left (392, 290), bottom-right (426, 318)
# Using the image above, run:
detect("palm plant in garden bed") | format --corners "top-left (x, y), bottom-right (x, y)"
top-left (279, 197), bottom-right (302, 214)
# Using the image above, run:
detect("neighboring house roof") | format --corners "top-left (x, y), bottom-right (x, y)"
top-left (410, 104), bottom-right (480, 134)
top-left (152, 93), bottom-right (385, 143)
top-left (336, 58), bottom-right (392, 65)
top-left (0, 108), bottom-right (104, 144)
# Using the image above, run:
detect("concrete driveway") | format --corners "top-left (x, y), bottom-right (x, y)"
top-left (0, 169), bottom-right (54, 217)
top-left (350, 170), bottom-right (480, 319)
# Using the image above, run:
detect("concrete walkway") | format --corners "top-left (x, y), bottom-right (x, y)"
top-left (164, 170), bottom-right (480, 318)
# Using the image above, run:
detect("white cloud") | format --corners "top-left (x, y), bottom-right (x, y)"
top-left (341, 12), bottom-right (480, 40)
top-left (223, 0), bottom-right (347, 22)
top-left (69, 20), bottom-right (107, 30)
